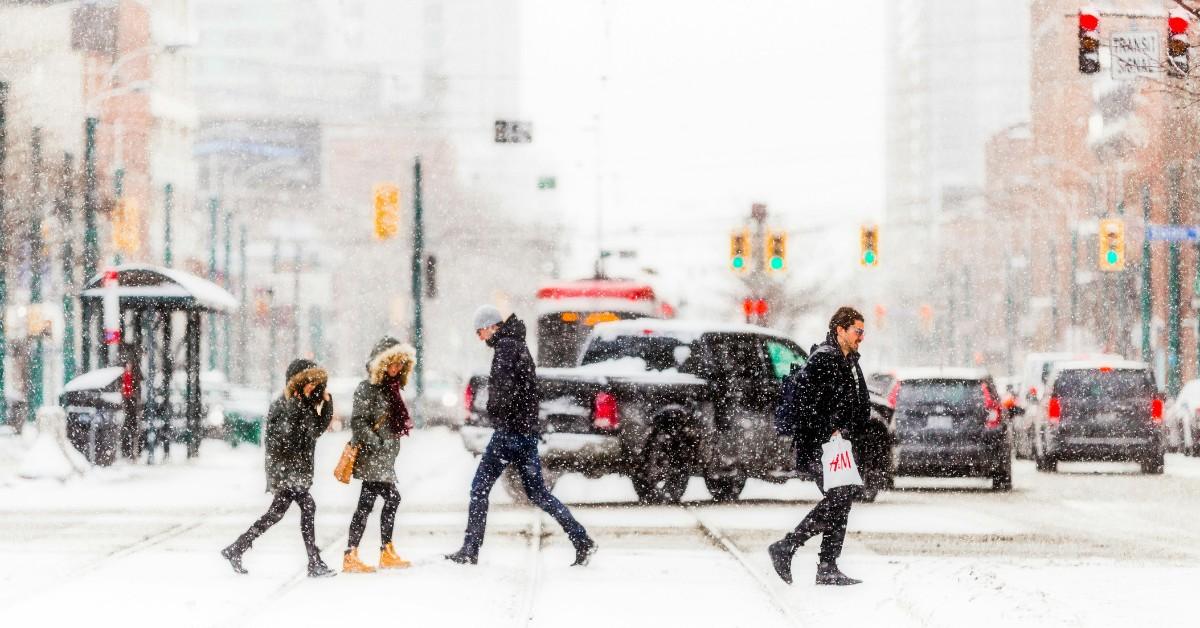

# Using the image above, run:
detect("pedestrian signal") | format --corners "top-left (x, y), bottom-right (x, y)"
top-left (1098, 218), bottom-right (1125, 271)
top-left (730, 229), bottom-right (750, 272)
top-left (373, 182), bottom-right (400, 240)
top-left (765, 230), bottom-right (787, 272)
top-left (860, 225), bottom-right (879, 267)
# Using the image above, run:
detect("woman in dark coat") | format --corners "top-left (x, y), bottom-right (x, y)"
top-left (342, 337), bottom-right (415, 573)
top-left (221, 359), bottom-right (336, 578)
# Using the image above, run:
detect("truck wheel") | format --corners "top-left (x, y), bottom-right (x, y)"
top-left (502, 468), bottom-right (562, 506)
top-left (1140, 450), bottom-right (1165, 475)
top-left (632, 430), bottom-right (689, 504)
top-left (703, 476), bottom-right (746, 502)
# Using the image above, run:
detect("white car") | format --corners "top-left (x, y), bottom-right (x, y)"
top-left (1166, 379), bottom-right (1200, 456)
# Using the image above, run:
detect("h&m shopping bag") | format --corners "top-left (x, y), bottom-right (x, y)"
top-left (820, 433), bottom-right (864, 490)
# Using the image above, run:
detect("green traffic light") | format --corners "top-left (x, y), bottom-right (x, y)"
top-left (732, 256), bottom-right (745, 270)
top-left (769, 257), bottom-right (784, 270)
top-left (863, 250), bottom-right (877, 266)
top-left (1105, 250), bottom-right (1119, 266)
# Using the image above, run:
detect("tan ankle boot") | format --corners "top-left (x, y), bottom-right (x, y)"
top-left (342, 548), bottom-right (376, 574)
top-left (379, 542), bottom-right (411, 569)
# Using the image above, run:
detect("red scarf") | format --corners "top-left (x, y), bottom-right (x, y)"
top-left (386, 377), bottom-right (412, 438)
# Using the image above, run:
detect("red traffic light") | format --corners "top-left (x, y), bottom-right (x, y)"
top-left (1079, 9), bottom-right (1099, 31)
top-left (1170, 15), bottom-right (1190, 35)
top-left (742, 298), bottom-right (768, 318)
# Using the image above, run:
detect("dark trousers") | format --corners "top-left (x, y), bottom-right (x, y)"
top-left (348, 480), bottom-right (401, 549)
top-left (461, 430), bottom-right (589, 555)
top-left (230, 489), bottom-right (319, 560)
top-left (782, 458), bottom-right (856, 564)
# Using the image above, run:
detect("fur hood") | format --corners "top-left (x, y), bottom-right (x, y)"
top-left (366, 337), bottom-right (416, 386)
top-left (284, 364), bottom-right (329, 398)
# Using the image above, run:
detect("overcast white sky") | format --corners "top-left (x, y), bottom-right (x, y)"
top-left (519, 0), bottom-right (886, 319)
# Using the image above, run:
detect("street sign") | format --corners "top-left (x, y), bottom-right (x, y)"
top-left (494, 120), bottom-right (532, 143)
top-left (102, 269), bottom-right (120, 345)
top-left (1145, 224), bottom-right (1200, 241)
top-left (1111, 30), bottom-right (1162, 79)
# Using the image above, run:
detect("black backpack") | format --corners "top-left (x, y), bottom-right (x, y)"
top-left (773, 343), bottom-right (836, 437)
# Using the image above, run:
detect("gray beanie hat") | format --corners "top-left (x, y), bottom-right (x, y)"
top-left (473, 305), bottom-right (504, 331)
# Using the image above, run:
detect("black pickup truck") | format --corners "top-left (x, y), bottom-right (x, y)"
top-left (461, 319), bottom-right (896, 504)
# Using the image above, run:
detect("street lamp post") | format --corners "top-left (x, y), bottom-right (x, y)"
top-left (58, 153), bottom-right (77, 385)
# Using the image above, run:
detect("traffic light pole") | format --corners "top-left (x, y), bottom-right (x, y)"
top-left (223, 211), bottom-right (232, 378)
top-left (0, 82), bottom-right (8, 427)
top-left (411, 157), bottom-right (425, 421)
top-left (1168, 166), bottom-right (1183, 396)
top-left (239, 225), bottom-right (247, 384)
top-left (28, 128), bottom-right (45, 423)
top-left (163, 183), bottom-right (173, 268)
top-left (81, 117), bottom-right (99, 374)
top-left (59, 153), bottom-right (76, 385)
top-left (1141, 186), bottom-right (1153, 364)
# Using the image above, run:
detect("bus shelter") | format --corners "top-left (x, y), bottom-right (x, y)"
top-left (76, 264), bottom-right (237, 462)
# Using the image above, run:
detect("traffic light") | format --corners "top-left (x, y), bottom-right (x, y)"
top-left (1168, 9), bottom-right (1190, 78)
top-left (373, 182), bottom-right (400, 240)
top-left (1079, 7), bottom-right (1100, 74)
top-left (1098, 218), bottom-right (1125, 271)
top-left (859, 224), bottom-right (879, 267)
top-left (765, 230), bottom-right (787, 272)
top-left (730, 228), bottom-right (750, 272)
top-left (111, 197), bottom-right (141, 254)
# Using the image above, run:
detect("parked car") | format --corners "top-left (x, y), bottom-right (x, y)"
top-left (1030, 360), bottom-right (1165, 474)
top-left (461, 319), bottom-right (896, 504)
top-left (1165, 378), bottom-right (1200, 456)
top-left (887, 368), bottom-right (1013, 491)
top-left (415, 371), bottom-right (464, 429)
top-left (1014, 352), bottom-right (1123, 459)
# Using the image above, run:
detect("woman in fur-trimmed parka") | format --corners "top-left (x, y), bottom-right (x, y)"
top-left (221, 358), bottom-right (336, 578)
top-left (341, 336), bottom-right (416, 573)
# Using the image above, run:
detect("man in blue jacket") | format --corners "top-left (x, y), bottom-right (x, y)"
top-left (769, 306), bottom-right (870, 586)
top-left (446, 305), bottom-right (596, 566)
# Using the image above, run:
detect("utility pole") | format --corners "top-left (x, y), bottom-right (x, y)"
top-left (223, 210), bottom-right (232, 377)
top-left (268, 239), bottom-right (280, 391)
top-left (0, 82), bottom-right (8, 427)
top-left (59, 153), bottom-right (76, 385)
top-left (749, 203), bottom-right (768, 326)
top-left (238, 225), bottom-right (247, 384)
top-left (27, 128), bottom-right (46, 422)
top-left (163, 183), bottom-right (173, 268)
top-left (208, 197), bottom-right (218, 372)
top-left (411, 156), bottom-right (425, 418)
top-left (1070, 228), bottom-right (1079, 350)
top-left (1142, 186), bottom-right (1153, 364)
top-left (292, 244), bottom-right (301, 359)
top-left (82, 117), bottom-right (99, 372)
top-left (1168, 166), bottom-right (1182, 396)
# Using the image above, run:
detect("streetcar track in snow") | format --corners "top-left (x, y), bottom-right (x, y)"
top-left (515, 516), bottom-right (545, 628)
top-left (682, 505), bottom-right (802, 627)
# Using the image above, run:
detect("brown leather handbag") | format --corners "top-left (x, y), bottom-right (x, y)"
top-left (333, 415), bottom-right (387, 484)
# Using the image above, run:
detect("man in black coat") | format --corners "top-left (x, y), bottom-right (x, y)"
top-left (769, 307), bottom-right (870, 586)
top-left (446, 306), bottom-right (596, 566)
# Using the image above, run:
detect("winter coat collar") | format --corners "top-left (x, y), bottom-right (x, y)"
top-left (487, 314), bottom-right (527, 348)
top-left (822, 331), bottom-right (860, 366)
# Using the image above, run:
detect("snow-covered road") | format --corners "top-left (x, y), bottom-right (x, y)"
top-left (2, 427), bottom-right (1198, 627)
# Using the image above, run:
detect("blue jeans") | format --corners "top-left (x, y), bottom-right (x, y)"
top-left (461, 430), bottom-right (589, 554)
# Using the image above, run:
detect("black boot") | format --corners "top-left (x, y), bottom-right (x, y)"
top-left (571, 538), bottom-right (597, 567)
top-left (307, 556), bottom-right (337, 578)
top-left (445, 549), bottom-right (479, 565)
top-left (815, 561), bottom-right (861, 586)
top-left (220, 544), bottom-right (248, 575)
top-left (767, 538), bottom-right (799, 584)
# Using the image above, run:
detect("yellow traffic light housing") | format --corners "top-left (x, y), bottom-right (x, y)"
top-left (730, 228), bottom-right (750, 272)
top-left (1098, 218), bottom-right (1125, 271)
top-left (860, 224), bottom-right (879, 267)
top-left (111, 197), bottom-right (141, 254)
top-left (765, 230), bottom-right (787, 272)
top-left (373, 182), bottom-right (400, 240)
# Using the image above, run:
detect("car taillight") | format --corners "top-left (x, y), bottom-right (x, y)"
top-left (981, 382), bottom-right (1002, 429)
top-left (1047, 396), bottom-right (1062, 424)
top-left (593, 392), bottom-right (619, 431)
top-left (1151, 398), bottom-right (1164, 423)
top-left (887, 381), bottom-right (902, 408)
top-left (464, 385), bottom-right (474, 413)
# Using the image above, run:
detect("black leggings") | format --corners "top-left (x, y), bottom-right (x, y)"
top-left (231, 489), bottom-right (319, 559)
top-left (347, 481), bottom-right (401, 549)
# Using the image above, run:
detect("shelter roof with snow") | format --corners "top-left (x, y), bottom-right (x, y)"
top-left (80, 265), bottom-right (238, 313)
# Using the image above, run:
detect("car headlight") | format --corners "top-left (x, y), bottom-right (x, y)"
top-left (441, 392), bottom-right (457, 408)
